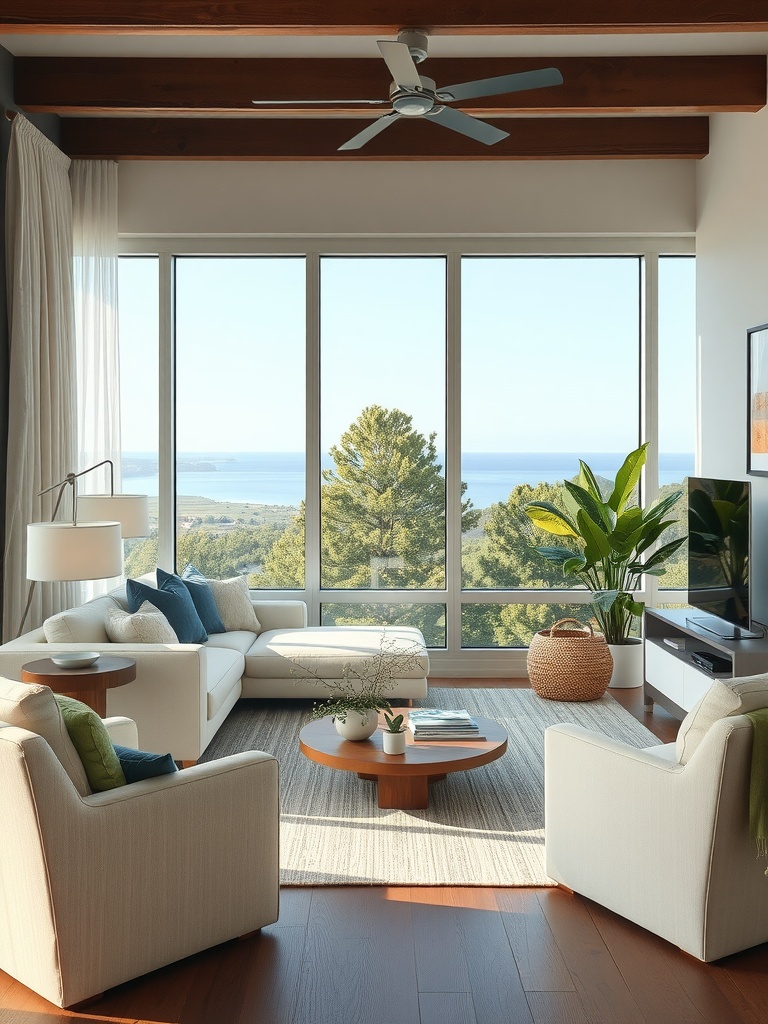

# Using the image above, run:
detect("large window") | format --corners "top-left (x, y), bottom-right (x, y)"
top-left (118, 243), bottom-right (695, 666)
top-left (119, 256), bottom-right (159, 576)
top-left (174, 257), bottom-right (306, 586)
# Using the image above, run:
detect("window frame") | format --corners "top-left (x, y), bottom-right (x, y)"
top-left (119, 236), bottom-right (696, 677)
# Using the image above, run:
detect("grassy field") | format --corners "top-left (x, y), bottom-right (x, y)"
top-left (146, 495), bottom-right (298, 531)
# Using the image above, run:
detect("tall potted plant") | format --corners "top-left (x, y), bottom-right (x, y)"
top-left (523, 443), bottom-right (685, 687)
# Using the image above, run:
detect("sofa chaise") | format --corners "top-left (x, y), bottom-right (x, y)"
top-left (0, 582), bottom-right (430, 761)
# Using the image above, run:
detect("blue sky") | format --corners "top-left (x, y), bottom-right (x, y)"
top-left (118, 254), bottom-right (696, 456)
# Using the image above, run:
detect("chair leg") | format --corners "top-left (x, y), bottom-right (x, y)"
top-left (180, 760), bottom-right (197, 769)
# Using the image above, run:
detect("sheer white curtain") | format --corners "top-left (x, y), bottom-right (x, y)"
top-left (71, 160), bottom-right (121, 599)
top-left (3, 116), bottom-right (78, 639)
top-left (71, 160), bottom-right (121, 487)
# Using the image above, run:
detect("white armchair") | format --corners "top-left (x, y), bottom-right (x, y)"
top-left (0, 678), bottom-right (279, 1009)
top-left (545, 709), bottom-right (768, 961)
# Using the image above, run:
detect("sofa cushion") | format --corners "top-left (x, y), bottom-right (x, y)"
top-left (244, 625), bottom-right (429, 681)
top-left (128, 571), bottom-right (208, 644)
top-left (203, 647), bottom-right (244, 720)
top-left (43, 597), bottom-right (114, 644)
top-left (676, 673), bottom-right (768, 764)
top-left (0, 677), bottom-right (91, 795)
top-left (205, 630), bottom-right (259, 656)
top-left (106, 600), bottom-right (179, 644)
top-left (113, 744), bottom-right (178, 784)
top-left (181, 564), bottom-right (227, 635)
top-left (208, 575), bottom-right (261, 633)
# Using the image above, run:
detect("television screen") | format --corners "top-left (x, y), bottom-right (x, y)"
top-left (688, 477), bottom-right (750, 632)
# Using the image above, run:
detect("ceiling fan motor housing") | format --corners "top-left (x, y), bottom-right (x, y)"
top-left (390, 76), bottom-right (436, 116)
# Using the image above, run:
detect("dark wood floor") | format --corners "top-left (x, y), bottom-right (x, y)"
top-left (4, 683), bottom-right (768, 1024)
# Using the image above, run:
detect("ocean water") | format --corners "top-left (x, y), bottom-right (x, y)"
top-left (122, 451), bottom-right (694, 510)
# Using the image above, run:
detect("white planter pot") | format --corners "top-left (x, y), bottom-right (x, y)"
top-left (382, 730), bottom-right (407, 755)
top-left (334, 709), bottom-right (379, 741)
top-left (608, 639), bottom-right (644, 689)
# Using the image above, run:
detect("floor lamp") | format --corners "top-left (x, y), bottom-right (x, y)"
top-left (18, 460), bottom-right (150, 637)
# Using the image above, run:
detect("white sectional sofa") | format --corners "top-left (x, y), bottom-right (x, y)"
top-left (0, 584), bottom-right (430, 761)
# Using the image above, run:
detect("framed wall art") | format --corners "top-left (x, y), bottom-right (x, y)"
top-left (748, 322), bottom-right (768, 475)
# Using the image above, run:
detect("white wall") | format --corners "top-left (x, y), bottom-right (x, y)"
top-left (118, 159), bottom-right (696, 237)
top-left (697, 103), bottom-right (768, 624)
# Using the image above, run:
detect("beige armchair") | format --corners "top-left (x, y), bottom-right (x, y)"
top-left (0, 677), bottom-right (279, 1008)
top-left (545, 694), bottom-right (768, 962)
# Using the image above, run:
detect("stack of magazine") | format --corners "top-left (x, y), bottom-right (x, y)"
top-left (408, 709), bottom-right (486, 741)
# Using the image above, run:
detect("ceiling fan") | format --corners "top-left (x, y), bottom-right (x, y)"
top-left (252, 30), bottom-right (563, 151)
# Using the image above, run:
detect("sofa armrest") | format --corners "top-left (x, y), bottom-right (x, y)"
top-left (102, 717), bottom-right (139, 749)
top-left (252, 599), bottom-right (307, 631)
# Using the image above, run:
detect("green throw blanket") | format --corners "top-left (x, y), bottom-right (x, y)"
top-left (746, 708), bottom-right (768, 871)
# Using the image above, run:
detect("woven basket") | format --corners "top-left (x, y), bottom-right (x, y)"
top-left (527, 617), bottom-right (613, 702)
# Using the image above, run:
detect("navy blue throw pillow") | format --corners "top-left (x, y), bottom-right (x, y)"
top-left (126, 570), bottom-right (208, 644)
top-left (113, 744), bottom-right (178, 784)
top-left (181, 564), bottom-right (226, 635)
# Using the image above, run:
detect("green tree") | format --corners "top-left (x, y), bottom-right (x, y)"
top-left (320, 405), bottom-right (478, 588)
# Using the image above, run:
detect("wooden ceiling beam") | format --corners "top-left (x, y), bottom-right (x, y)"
top-left (15, 55), bottom-right (766, 115)
top-left (59, 115), bottom-right (709, 160)
top-left (2, 1), bottom-right (767, 34)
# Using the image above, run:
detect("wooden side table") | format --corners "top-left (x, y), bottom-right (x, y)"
top-left (21, 656), bottom-right (137, 717)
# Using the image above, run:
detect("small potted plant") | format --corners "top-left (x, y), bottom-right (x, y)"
top-left (293, 635), bottom-right (424, 741)
top-left (382, 711), bottom-right (407, 754)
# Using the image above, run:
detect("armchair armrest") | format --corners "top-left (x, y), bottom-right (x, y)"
top-left (102, 716), bottom-right (139, 749)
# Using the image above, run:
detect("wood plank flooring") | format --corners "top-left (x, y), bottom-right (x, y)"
top-left (2, 682), bottom-right (765, 1024)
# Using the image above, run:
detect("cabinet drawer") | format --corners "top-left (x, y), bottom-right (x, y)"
top-left (645, 641), bottom-right (685, 708)
top-left (682, 664), bottom-right (714, 711)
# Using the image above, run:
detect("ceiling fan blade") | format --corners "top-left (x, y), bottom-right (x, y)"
top-left (338, 112), bottom-right (401, 151)
top-left (377, 40), bottom-right (423, 90)
top-left (438, 67), bottom-right (564, 103)
top-left (428, 106), bottom-right (509, 146)
top-left (252, 99), bottom-right (385, 106)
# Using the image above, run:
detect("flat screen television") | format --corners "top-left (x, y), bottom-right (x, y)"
top-left (687, 476), bottom-right (761, 639)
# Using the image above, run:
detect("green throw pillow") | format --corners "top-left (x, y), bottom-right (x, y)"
top-left (54, 695), bottom-right (127, 792)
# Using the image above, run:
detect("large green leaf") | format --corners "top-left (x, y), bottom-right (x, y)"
top-left (635, 518), bottom-right (679, 555)
top-left (578, 460), bottom-right (604, 502)
top-left (563, 556), bottom-right (587, 575)
top-left (563, 480), bottom-right (612, 532)
top-left (609, 507), bottom-right (645, 555)
top-left (577, 508), bottom-right (612, 562)
top-left (593, 589), bottom-right (620, 612)
top-left (641, 536), bottom-right (687, 573)
top-left (643, 489), bottom-right (683, 526)
top-left (524, 501), bottom-right (578, 538)
top-left (535, 545), bottom-right (582, 566)
top-left (607, 443), bottom-right (648, 513)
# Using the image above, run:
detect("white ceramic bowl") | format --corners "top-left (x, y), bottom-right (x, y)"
top-left (50, 652), bottom-right (100, 669)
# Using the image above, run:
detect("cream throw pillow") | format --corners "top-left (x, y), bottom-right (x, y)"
top-left (208, 575), bottom-right (261, 632)
top-left (676, 673), bottom-right (768, 764)
top-left (43, 600), bottom-right (111, 643)
top-left (106, 600), bottom-right (179, 644)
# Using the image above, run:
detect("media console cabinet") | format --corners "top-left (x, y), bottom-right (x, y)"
top-left (644, 607), bottom-right (768, 720)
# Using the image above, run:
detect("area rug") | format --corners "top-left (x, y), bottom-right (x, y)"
top-left (200, 686), bottom-right (660, 886)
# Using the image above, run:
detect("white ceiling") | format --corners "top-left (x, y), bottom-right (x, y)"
top-left (2, 31), bottom-right (768, 59)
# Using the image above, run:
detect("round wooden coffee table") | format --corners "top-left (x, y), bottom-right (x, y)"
top-left (299, 709), bottom-right (507, 809)
top-left (21, 656), bottom-right (136, 717)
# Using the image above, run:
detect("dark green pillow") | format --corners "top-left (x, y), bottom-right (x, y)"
top-left (113, 744), bottom-right (178, 784)
top-left (54, 695), bottom-right (127, 792)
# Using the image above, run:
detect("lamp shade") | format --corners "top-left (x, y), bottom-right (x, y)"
top-left (76, 493), bottom-right (150, 538)
top-left (26, 522), bottom-right (123, 582)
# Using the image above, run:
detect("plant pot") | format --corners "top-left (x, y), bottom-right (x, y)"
top-left (382, 730), bottom-right (407, 754)
top-left (608, 639), bottom-right (644, 689)
top-left (334, 709), bottom-right (379, 741)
